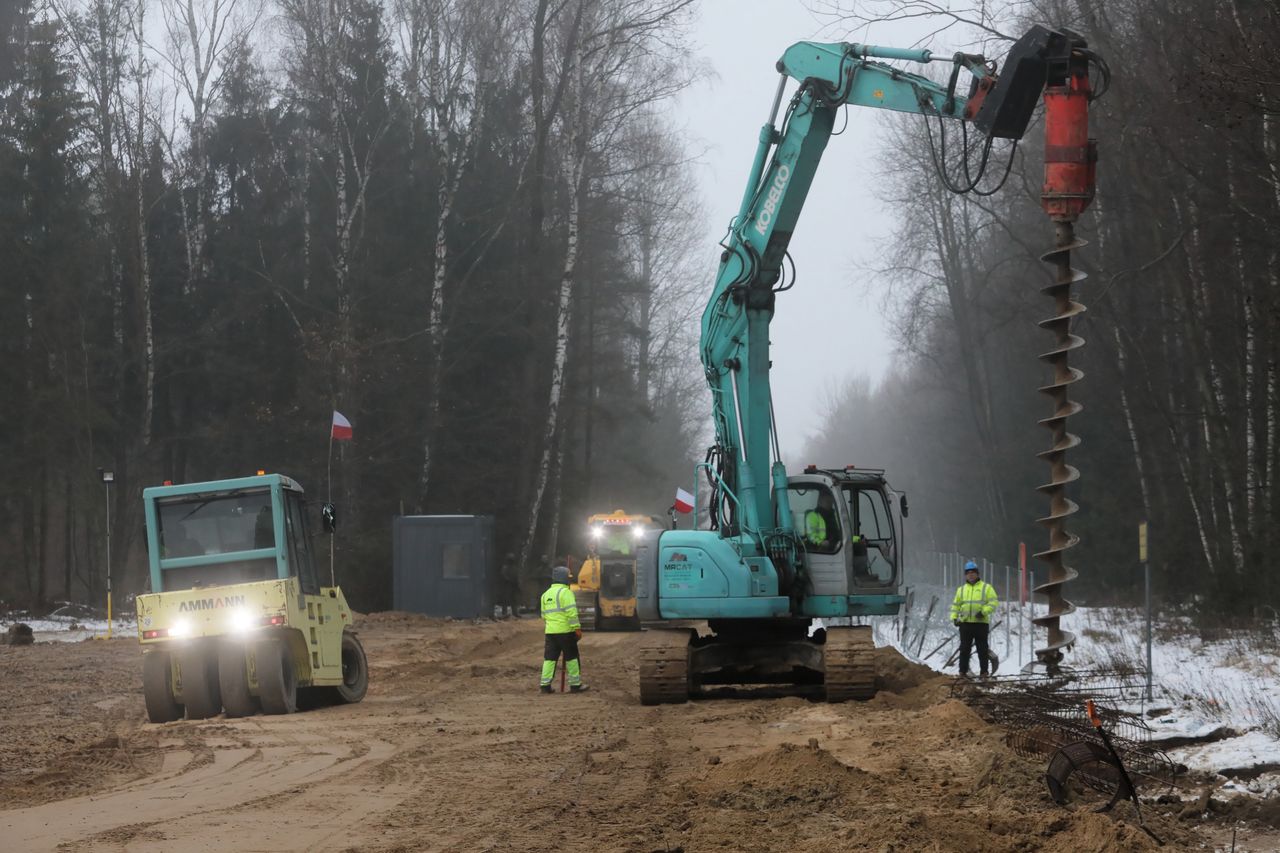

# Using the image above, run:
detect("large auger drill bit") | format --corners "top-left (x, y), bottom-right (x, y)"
top-left (1032, 36), bottom-right (1098, 674)
top-left (1034, 222), bottom-right (1086, 672)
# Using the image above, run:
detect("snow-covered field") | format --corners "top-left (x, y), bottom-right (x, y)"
top-left (874, 581), bottom-right (1280, 795)
top-left (1, 603), bottom-right (132, 643)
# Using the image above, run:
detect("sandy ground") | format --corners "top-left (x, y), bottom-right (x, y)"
top-left (0, 614), bottom-right (1269, 852)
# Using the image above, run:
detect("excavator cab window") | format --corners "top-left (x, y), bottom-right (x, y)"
top-left (788, 485), bottom-right (841, 554)
top-left (842, 486), bottom-right (896, 585)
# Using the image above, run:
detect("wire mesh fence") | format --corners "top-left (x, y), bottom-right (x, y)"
top-left (898, 550), bottom-right (1093, 673)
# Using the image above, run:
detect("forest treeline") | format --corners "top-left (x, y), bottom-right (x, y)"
top-left (808, 0), bottom-right (1280, 612)
top-left (0, 0), bottom-right (706, 610)
top-left (7, 0), bottom-right (1276, 618)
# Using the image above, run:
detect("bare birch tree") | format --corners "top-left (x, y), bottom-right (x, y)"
top-left (277, 0), bottom-right (393, 527)
top-left (395, 0), bottom-right (510, 505)
top-left (517, 0), bottom-right (696, 569)
top-left (156, 0), bottom-right (263, 294)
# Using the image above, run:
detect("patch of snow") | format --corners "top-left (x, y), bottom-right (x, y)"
top-left (869, 580), bottom-right (1280, 779)
top-left (2, 615), bottom-right (133, 643)
top-left (1172, 731), bottom-right (1280, 777)
top-left (1149, 720), bottom-right (1230, 743)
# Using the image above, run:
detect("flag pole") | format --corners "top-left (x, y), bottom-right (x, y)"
top-left (328, 417), bottom-right (335, 588)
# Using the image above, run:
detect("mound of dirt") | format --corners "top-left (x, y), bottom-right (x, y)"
top-left (705, 741), bottom-right (874, 789)
top-left (970, 750), bottom-right (1043, 793)
top-left (872, 645), bottom-right (939, 691)
top-left (920, 696), bottom-right (988, 728)
top-left (1027, 811), bottom-right (1171, 852)
top-left (355, 610), bottom-right (450, 629)
top-left (687, 741), bottom-right (885, 842)
top-left (868, 645), bottom-right (952, 709)
top-left (683, 731), bottom-right (1177, 853)
top-left (1206, 791), bottom-right (1280, 827)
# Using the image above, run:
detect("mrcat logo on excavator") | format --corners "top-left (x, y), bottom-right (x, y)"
top-left (753, 164), bottom-right (791, 235)
top-left (177, 595), bottom-right (248, 613)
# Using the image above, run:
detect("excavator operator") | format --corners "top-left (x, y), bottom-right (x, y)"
top-left (804, 492), bottom-right (840, 552)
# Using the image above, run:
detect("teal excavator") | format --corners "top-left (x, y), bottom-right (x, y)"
top-left (636, 27), bottom-right (1106, 703)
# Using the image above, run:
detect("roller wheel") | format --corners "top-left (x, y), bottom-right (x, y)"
top-left (335, 631), bottom-right (369, 704)
top-left (256, 637), bottom-right (297, 715)
top-left (178, 645), bottom-right (223, 719)
top-left (142, 649), bottom-right (184, 723)
top-left (218, 643), bottom-right (260, 718)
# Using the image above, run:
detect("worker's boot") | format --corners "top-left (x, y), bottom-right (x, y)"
top-left (540, 685), bottom-right (553, 694)
top-left (570, 684), bottom-right (589, 693)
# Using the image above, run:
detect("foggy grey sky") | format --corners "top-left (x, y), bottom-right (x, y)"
top-left (675, 1), bottom-right (935, 459)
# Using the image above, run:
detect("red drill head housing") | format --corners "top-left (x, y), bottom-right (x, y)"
top-left (1042, 45), bottom-right (1097, 222)
top-left (971, 26), bottom-right (1100, 222)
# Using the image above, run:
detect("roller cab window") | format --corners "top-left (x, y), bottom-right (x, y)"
top-left (155, 490), bottom-right (276, 589)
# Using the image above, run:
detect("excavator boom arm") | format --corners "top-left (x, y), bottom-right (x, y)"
top-left (701, 42), bottom-right (992, 553)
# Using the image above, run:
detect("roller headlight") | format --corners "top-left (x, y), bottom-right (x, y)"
top-left (228, 608), bottom-right (255, 633)
top-left (169, 618), bottom-right (192, 638)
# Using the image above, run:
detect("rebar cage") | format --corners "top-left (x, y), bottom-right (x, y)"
top-left (952, 669), bottom-right (1181, 795)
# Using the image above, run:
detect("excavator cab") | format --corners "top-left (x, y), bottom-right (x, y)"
top-left (788, 468), bottom-right (902, 616)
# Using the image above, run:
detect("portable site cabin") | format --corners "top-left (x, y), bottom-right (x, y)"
top-left (392, 515), bottom-right (494, 618)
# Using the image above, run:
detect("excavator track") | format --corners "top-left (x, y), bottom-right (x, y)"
top-left (639, 629), bottom-right (691, 705)
top-left (823, 625), bottom-right (876, 702)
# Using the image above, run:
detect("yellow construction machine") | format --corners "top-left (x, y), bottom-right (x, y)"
top-left (135, 473), bottom-right (368, 721)
top-left (573, 510), bottom-right (662, 630)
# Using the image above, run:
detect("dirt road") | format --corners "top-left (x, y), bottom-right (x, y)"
top-left (0, 614), bottom-right (1212, 851)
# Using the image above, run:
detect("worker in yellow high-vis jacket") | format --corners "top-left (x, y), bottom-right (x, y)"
top-left (950, 560), bottom-right (998, 677)
top-left (540, 564), bottom-right (589, 693)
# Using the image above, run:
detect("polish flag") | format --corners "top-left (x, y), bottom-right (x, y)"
top-left (331, 410), bottom-right (354, 441)
top-left (673, 487), bottom-right (695, 514)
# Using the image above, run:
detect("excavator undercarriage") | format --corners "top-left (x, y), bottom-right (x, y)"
top-left (639, 622), bottom-right (874, 705)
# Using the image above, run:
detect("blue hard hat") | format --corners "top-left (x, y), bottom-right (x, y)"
top-left (964, 560), bottom-right (979, 573)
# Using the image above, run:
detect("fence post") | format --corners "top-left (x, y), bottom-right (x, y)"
top-left (1028, 569), bottom-right (1036, 666)
top-left (1004, 564), bottom-right (1011, 659)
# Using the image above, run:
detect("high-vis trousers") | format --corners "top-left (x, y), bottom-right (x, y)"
top-left (541, 632), bottom-right (582, 687)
